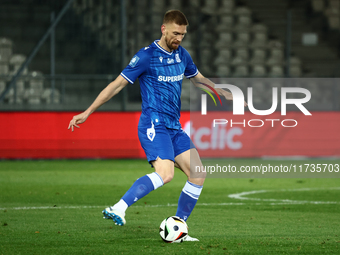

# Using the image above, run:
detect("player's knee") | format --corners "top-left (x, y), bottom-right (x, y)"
top-left (153, 159), bottom-right (175, 184)
top-left (189, 176), bottom-right (205, 186)
top-left (158, 170), bottom-right (174, 184)
top-left (189, 166), bottom-right (206, 186)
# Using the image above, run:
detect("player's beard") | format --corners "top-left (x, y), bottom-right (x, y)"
top-left (165, 36), bottom-right (180, 51)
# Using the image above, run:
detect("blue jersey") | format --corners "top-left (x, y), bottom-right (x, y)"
top-left (121, 40), bottom-right (198, 129)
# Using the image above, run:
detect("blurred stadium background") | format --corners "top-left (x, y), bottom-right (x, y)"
top-left (0, 0), bottom-right (339, 159)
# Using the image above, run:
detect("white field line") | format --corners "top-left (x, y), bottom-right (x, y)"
top-left (1, 187), bottom-right (339, 211)
top-left (0, 203), bottom-right (247, 211)
top-left (228, 187), bottom-right (340, 205)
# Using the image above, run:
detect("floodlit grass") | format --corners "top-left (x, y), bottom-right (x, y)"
top-left (0, 159), bottom-right (339, 254)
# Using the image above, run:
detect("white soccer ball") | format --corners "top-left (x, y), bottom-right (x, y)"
top-left (159, 216), bottom-right (188, 243)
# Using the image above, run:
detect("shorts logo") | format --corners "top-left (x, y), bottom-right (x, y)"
top-left (147, 121), bottom-right (155, 141)
top-left (129, 55), bottom-right (140, 67)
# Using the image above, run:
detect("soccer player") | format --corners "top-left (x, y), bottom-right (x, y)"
top-left (68, 10), bottom-right (235, 242)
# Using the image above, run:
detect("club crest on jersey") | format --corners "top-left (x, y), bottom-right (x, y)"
top-left (175, 53), bottom-right (181, 63)
top-left (147, 121), bottom-right (155, 141)
top-left (129, 55), bottom-right (140, 67)
top-left (159, 56), bottom-right (163, 63)
top-left (167, 58), bottom-right (174, 64)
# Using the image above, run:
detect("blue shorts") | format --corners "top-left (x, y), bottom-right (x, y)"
top-left (138, 122), bottom-right (195, 163)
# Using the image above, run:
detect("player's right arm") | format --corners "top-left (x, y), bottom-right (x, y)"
top-left (68, 74), bottom-right (128, 132)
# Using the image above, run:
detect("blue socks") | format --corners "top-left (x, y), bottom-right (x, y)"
top-left (120, 172), bottom-right (163, 207)
top-left (176, 181), bottom-right (203, 221)
top-left (113, 174), bottom-right (202, 222)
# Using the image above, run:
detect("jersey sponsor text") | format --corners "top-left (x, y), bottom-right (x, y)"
top-left (158, 74), bottom-right (184, 82)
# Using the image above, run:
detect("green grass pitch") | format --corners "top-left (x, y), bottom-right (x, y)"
top-left (0, 159), bottom-right (339, 254)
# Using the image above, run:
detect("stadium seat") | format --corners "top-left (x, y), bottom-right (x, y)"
top-left (200, 31), bottom-right (216, 48)
top-left (328, 15), bottom-right (340, 29)
top-left (200, 64), bottom-right (215, 76)
top-left (83, 5), bottom-right (107, 32)
top-left (288, 56), bottom-right (302, 77)
top-left (73, 0), bottom-right (88, 14)
top-left (168, 0), bottom-right (182, 9)
top-left (200, 47), bottom-right (213, 68)
top-left (136, 15), bottom-right (147, 27)
top-left (95, 6), bottom-right (105, 30)
top-left (0, 60), bottom-right (9, 75)
top-left (216, 15), bottom-right (234, 32)
top-left (232, 65), bottom-right (249, 77)
top-left (216, 65), bottom-right (231, 77)
top-left (215, 32), bottom-right (233, 48)
top-left (251, 23), bottom-right (268, 34)
top-left (235, 47), bottom-right (249, 60)
top-left (181, 35), bottom-right (193, 51)
top-left (234, 6), bottom-right (252, 16)
top-left (231, 55), bottom-right (247, 66)
top-left (329, 0), bottom-right (340, 9)
top-left (25, 71), bottom-right (44, 104)
top-left (218, 0), bottom-right (235, 14)
top-left (151, 0), bottom-right (166, 13)
top-left (0, 38), bottom-right (13, 62)
top-left (233, 32), bottom-right (250, 48)
top-left (202, 0), bottom-right (218, 15)
top-left (324, 6), bottom-right (340, 29)
top-left (289, 66), bottom-right (302, 77)
top-left (267, 39), bottom-right (284, 50)
top-left (311, 0), bottom-right (325, 12)
top-left (266, 48), bottom-right (284, 66)
top-left (105, 0), bottom-right (118, 10)
top-left (188, 0), bottom-right (201, 9)
top-left (6, 77), bottom-right (25, 104)
top-left (83, 12), bottom-right (94, 32)
top-left (86, 0), bottom-right (99, 10)
top-left (249, 49), bottom-right (267, 65)
top-left (214, 49), bottom-right (232, 66)
top-left (250, 64), bottom-right (267, 77)
top-left (0, 79), bottom-right (6, 95)
top-left (250, 32), bottom-right (267, 49)
top-left (290, 56), bottom-right (302, 66)
top-left (150, 14), bottom-right (163, 25)
top-left (41, 88), bottom-right (61, 104)
top-left (234, 15), bottom-right (252, 31)
top-left (9, 54), bottom-right (28, 75)
top-left (99, 29), bottom-right (120, 50)
top-left (201, 49), bottom-right (213, 63)
top-left (268, 65), bottom-right (284, 77)
top-left (151, 14), bottom-right (163, 34)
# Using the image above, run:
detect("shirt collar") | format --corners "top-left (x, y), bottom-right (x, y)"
top-left (154, 40), bottom-right (175, 55)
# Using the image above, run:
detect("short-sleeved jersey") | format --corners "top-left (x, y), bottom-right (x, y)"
top-left (121, 40), bottom-right (198, 129)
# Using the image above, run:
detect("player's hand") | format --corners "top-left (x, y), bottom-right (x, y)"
top-left (68, 112), bottom-right (89, 132)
